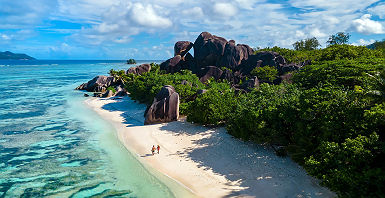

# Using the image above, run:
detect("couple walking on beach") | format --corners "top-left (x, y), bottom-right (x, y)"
top-left (151, 145), bottom-right (160, 155)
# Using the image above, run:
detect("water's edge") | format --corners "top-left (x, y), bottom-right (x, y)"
top-left (83, 98), bottom-right (197, 198)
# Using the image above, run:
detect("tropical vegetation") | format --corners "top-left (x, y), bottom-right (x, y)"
top-left (110, 36), bottom-right (385, 197)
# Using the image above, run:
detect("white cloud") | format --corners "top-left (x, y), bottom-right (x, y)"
top-left (182, 7), bottom-right (204, 18)
top-left (1, 0), bottom-right (385, 59)
top-left (368, 3), bottom-right (385, 19)
top-left (352, 38), bottom-right (376, 46)
top-left (351, 14), bottom-right (384, 34)
top-left (310, 28), bottom-right (327, 37)
top-left (130, 3), bottom-right (172, 28)
top-left (0, 34), bottom-right (11, 41)
top-left (213, 3), bottom-right (238, 17)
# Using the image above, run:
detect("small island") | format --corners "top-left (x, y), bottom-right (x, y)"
top-left (0, 51), bottom-right (36, 60)
top-left (126, 59), bottom-right (136, 64)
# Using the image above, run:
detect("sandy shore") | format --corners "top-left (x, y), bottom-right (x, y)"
top-left (85, 96), bottom-right (335, 198)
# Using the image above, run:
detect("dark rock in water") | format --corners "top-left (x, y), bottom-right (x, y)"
top-left (76, 83), bottom-right (88, 90)
top-left (239, 51), bottom-right (286, 75)
top-left (127, 59), bottom-right (136, 64)
top-left (174, 41), bottom-right (193, 57)
top-left (84, 93), bottom-right (89, 97)
top-left (126, 64), bottom-right (151, 75)
top-left (102, 90), bottom-right (115, 98)
top-left (145, 85), bottom-right (179, 125)
top-left (194, 32), bottom-right (227, 70)
top-left (199, 66), bottom-right (223, 83)
top-left (217, 41), bottom-right (254, 70)
top-left (77, 75), bottom-right (115, 92)
top-left (160, 55), bottom-right (182, 73)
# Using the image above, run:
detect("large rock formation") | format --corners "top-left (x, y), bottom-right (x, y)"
top-left (75, 75), bottom-right (116, 92)
top-left (217, 41), bottom-right (254, 70)
top-left (174, 41), bottom-right (193, 57)
top-left (160, 55), bottom-right (183, 73)
top-left (193, 32), bottom-right (228, 70)
top-left (199, 66), bottom-right (224, 83)
top-left (126, 63), bottom-right (151, 75)
top-left (144, 85), bottom-right (180, 125)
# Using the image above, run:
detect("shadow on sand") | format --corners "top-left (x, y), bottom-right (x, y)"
top-left (100, 97), bottom-right (146, 127)
top-left (99, 96), bottom-right (333, 197)
top-left (159, 121), bottom-right (333, 198)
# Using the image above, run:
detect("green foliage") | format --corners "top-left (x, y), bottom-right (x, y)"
top-left (106, 86), bottom-right (116, 93)
top-left (186, 82), bottom-right (236, 125)
top-left (250, 66), bottom-right (278, 82)
top-left (292, 58), bottom-right (384, 90)
top-left (226, 83), bottom-right (300, 143)
top-left (111, 45), bottom-right (385, 197)
top-left (127, 59), bottom-right (136, 64)
top-left (327, 32), bottom-right (350, 45)
top-left (316, 44), bottom-right (382, 61)
top-left (292, 37), bottom-right (321, 51)
top-left (125, 68), bottom-right (204, 105)
top-left (305, 133), bottom-right (384, 197)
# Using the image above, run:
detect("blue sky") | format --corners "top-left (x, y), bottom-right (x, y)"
top-left (0, 0), bottom-right (385, 60)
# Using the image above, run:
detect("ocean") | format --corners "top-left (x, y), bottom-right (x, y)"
top-left (0, 60), bottom-right (179, 197)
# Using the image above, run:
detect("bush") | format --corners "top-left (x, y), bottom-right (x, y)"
top-left (226, 83), bottom-right (300, 143)
top-left (305, 133), bottom-right (384, 197)
top-left (292, 58), bottom-right (385, 92)
top-left (186, 82), bottom-right (237, 125)
top-left (250, 66), bottom-right (278, 82)
top-left (316, 44), bottom-right (382, 61)
top-left (125, 69), bottom-right (204, 105)
top-left (293, 37), bottom-right (321, 51)
top-left (106, 86), bottom-right (116, 93)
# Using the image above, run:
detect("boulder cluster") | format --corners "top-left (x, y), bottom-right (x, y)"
top-left (160, 32), bottom-right (305, 91)
top-left (75, 63), bottom-right (152, 97)
top-left (76, 32), bottom-right (307, 125)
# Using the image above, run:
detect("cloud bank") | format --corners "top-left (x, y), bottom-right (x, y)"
top-left (0, 0), bottom-right (384, 59)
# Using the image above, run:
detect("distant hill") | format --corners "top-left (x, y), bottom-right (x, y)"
top-left (367, 40), bottom-right (385, 50)
top-left (0, 51), bottom-right (36, 60)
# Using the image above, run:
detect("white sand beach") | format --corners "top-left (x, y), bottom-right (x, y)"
top-left (85, 96), bottom-right (335, 198)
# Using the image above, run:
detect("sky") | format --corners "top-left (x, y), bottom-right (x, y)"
top-left (0, 0), bottom-right (385, 60)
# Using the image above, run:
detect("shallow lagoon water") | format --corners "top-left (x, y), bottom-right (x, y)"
top-left (0, 60), bottom-right (179, 197)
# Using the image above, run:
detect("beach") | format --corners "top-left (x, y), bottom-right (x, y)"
top-left (85, 96), bottom-right (335, 198)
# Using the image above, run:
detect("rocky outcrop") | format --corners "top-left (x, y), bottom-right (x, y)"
top-left (239, 51), bottom-right (286, 75)
top-left (126, 64), bottom-right (151, 75)
top-left (193, 32), bottom-right (228, 70)
top-left (240, 76), bottom-right (259, 91)
top-left (160, 55), bottom-right (182, 73)
top-left (102, 90), bottom-right (115, 98)
top-left (174, 41), bottom-right (193, 57)
top-left (217, 41), bottom-right (254, 70)
top-left (75, 75), bottom-right (116, 92)
top-left (144, 85), bottom-right (180, 125)
top-left (199, 66), bottom-right (224, 83)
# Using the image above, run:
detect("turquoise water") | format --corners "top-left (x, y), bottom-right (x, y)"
top-left (0, 60), bottom-right (179, 197)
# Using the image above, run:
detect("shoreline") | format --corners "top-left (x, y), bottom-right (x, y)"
top-left (85, 96), bottom-right (335, 198)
